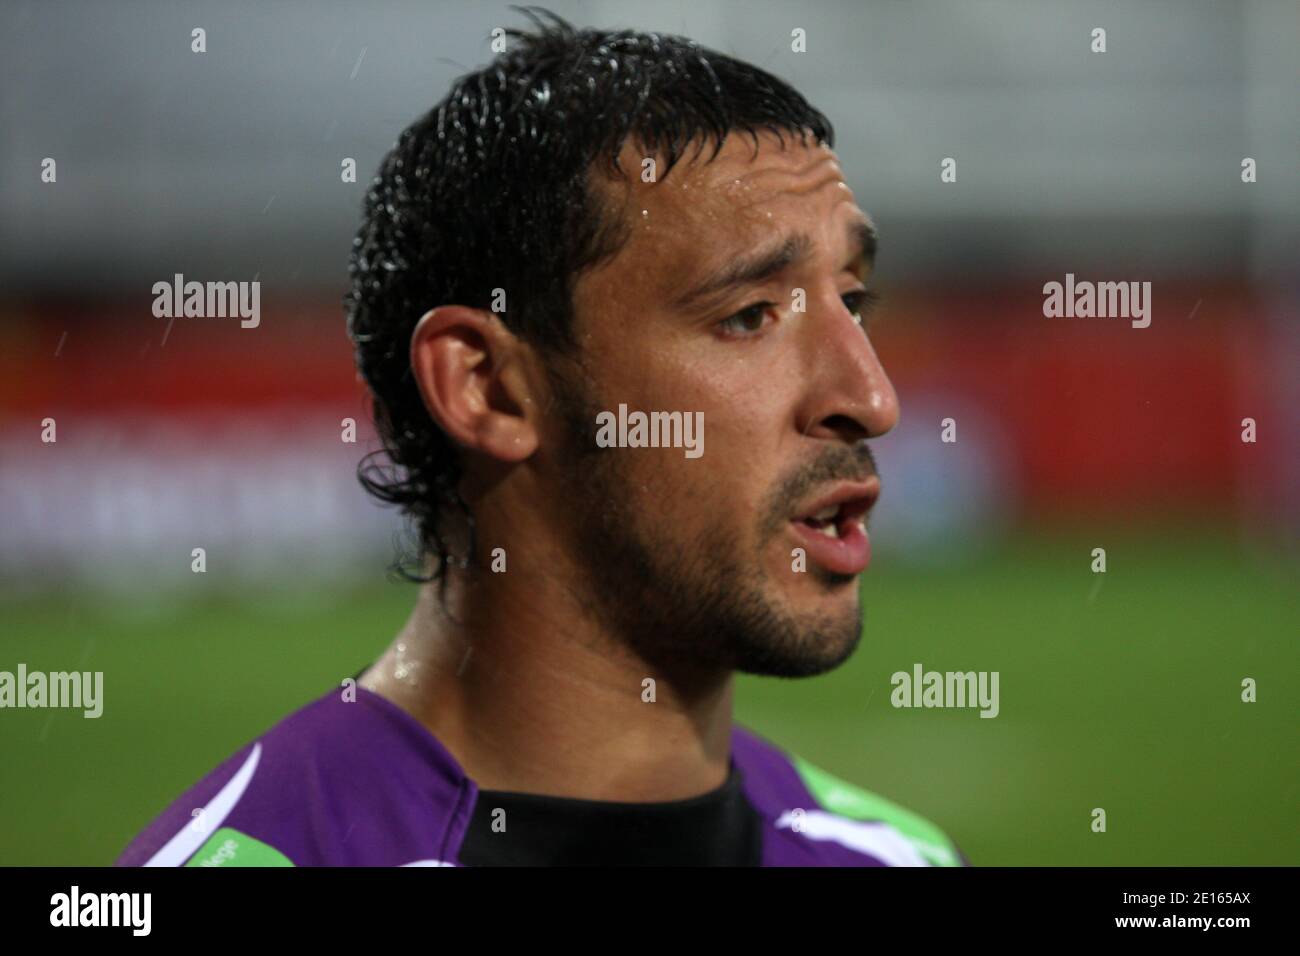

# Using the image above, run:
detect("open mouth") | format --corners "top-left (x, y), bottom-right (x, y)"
top-left (794, 496), bottom-right (872, 540)
top-left (788, 481), bottom-right (879, 576)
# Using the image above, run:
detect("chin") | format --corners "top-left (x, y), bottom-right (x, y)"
top-left (734, 630), bottom-right (861, 678)
top-left (731, 594), bottom-right (864, 678)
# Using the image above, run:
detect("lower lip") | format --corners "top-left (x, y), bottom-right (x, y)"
top-left (789, 519), bottom-right (871, 576)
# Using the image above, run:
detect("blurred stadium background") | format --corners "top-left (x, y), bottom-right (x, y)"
top-left (1, 0), bottom-right (1296, 865)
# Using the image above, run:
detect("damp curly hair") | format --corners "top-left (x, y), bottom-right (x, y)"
top-left (344, 5), bottom-right (834, 586)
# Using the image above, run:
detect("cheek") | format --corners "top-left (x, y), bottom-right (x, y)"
top-left (622, 412), bottom-right (779, 553)
top-left (596, 338), bottom-right (796, 529)
top-left (665, 360), bottom-right (791, 483)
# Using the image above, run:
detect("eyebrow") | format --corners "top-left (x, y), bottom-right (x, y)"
top-left (671, 218), bottom-right (877, 312)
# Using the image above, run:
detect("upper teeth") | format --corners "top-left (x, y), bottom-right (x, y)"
top-left (812, 505), bottom-right (839, 521)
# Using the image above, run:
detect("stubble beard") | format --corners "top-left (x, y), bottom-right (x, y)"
top-left (543, 362), bottom-right (864, 680)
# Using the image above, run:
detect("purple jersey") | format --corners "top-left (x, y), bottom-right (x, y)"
top-left (116, 686), bottom-right (963, 867)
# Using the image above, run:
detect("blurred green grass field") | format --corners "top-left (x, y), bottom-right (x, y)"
top-left (1, 526), bottom-right (1295, 866)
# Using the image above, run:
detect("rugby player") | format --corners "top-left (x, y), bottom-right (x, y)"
top-left (118, 9), bottom-right (965, 867)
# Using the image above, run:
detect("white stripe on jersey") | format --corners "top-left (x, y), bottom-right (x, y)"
top-left (144, 743), bottom-right (262, 867)
top-left (775, 809), bottom-right (931, 866)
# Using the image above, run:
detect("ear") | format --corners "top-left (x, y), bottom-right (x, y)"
top-left (409, 306), bottom-right (539, 462)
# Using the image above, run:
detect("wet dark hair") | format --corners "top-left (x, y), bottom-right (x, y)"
top-left (345, 6), bottom-right (835, 585)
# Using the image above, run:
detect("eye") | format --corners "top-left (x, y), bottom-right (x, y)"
top-left (842, 288), bottom-right (882, 326)
top-left (716, 302), bottom-right (776, 337)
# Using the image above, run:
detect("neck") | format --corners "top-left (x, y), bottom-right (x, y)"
top-left (359, 553), bottom-right (734, 802)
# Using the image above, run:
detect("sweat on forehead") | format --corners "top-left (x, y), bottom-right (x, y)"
top-left (581, 133), bottom-right (858, 300)
top-left (598, 129), bottom-right (839, 200)
top-left (593, 132), bottom-right (847, 244)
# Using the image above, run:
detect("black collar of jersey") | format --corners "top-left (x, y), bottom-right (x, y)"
top-left (460, 766), bottom-right (763, 867)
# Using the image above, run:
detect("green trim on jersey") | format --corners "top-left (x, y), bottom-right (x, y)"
top-left (792, 756), bottom-right (962, 867)
top-left (184, 827), bottom-right (295, 867)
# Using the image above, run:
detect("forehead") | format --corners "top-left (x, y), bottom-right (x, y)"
top-left (659, 131), bottom-right (853, 212)
top-left (587, 130), bottom-right (866, 299)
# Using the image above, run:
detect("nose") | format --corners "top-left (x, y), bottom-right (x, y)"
top-left (794, 289), bottom-right (900, 443)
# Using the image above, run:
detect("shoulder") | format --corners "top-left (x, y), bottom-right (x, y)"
top-left (115, 687), bottom-right (474, 867)
top-left (731, 724), bottom-right (966, 867)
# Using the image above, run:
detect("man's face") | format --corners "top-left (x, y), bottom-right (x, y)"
top-left (543, 130), bottom-right (899, 678)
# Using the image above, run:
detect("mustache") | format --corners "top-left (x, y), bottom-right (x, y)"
top-left (760, 442), bottom-right (879, 539)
